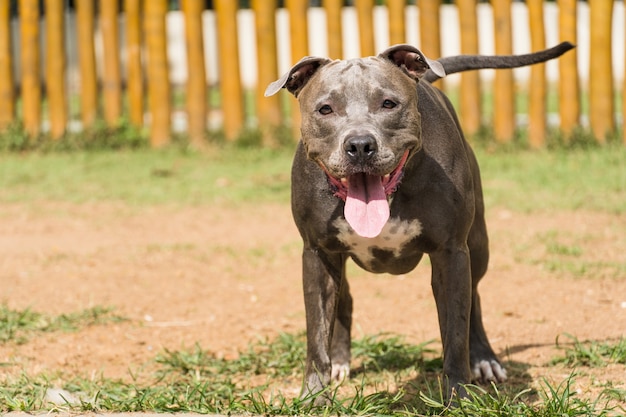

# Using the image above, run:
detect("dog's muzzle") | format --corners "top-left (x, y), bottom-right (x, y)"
top-left (318, 149), bottom-right (410, 238)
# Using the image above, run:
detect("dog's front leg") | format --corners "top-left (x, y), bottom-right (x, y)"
top-left (330, 277), bottom-right (352, 381)
top-left (430, 244), bottom-right (473, 400)
top-left (301, 247), bottom-right (346, 404)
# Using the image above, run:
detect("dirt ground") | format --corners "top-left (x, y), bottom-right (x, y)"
top-left (1, 201), bottom-right (625, 398)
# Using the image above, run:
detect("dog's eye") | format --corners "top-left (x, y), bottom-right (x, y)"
top-left (382, 99), bottom-right (397, 109)
top-left (318, 105), bottom-right (333, 115)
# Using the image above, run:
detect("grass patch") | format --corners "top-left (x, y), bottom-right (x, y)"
top-left (156, 332), bottom-right (305, 379)
top-left (0, 305), bottom-right (127, 344)
top-left (552, 334), bottom-right (626, 367)
top-left (539, 259), bottom-right (626, 279)
top-left (514, 229), bottom-right (626, 279)
top-left (422, 375), bottom-right (625, 417)
top-left (352, 334), bottom-right (438, 374)
top-left (0, 145), bottom-right (294, 206)
top-left (0, 140), bottom-right (624, 213)
top-left (1, 332), bottom-right (624, 415)
top-left (475, 142), bottom-right (626, 213)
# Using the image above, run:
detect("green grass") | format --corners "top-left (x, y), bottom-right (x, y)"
top-left (475, 143), bottom-right (626, 213)
top-left (0, 140), bottom-right (624, 213)
top-left (0, 145), bottom-right (294, 206)
top-left (552, 334), bottom-right (626, 367)
top-left (1, 331), bottom-right (624, 415)
top-left (513, 229), bottom-right (626, 279)
top-left (0, 305), bottom-right (127, 344)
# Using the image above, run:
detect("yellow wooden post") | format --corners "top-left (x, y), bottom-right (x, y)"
top-left (144, 0), bottom-right (171, 147)
top-left (287, 0), bottom-right (309, 140)
top-left (355, 0), bottom-right (375, 57)
top-left (419, 0), bottom-right (442, 89)
top-left (183, 0), bottom-right (207, 146)
top-left (588, 0), bottom-right (614, 143)
top-left (215, 0), bottom-right (243, 140)
top-left (526, 0), bottom-right (546, 148)
top-left (75, 0), bottom-right (98, 127)
top-left (0, 0), bottom-right (14, 129)
top-left (387, 0), bottom-right (405, 46)
top-left (100, 0), bottom-right (122, 126)
top-left (324, 0), bottom-right (343, 59)
top-left (557, 0), bottom-right (579, 136)
top-left (419, 0), bottom-right (441, 57)
top-left (491, 0), bottom-right (514, 143)
top-left (19, 0), bottom-right (40, 136)
top-left (125, 0), bottom-right (143, 127)
top-left (252, 0), bottom-right (280, 145)
top-left (456, 0), bottom-right (481, 136)
top-left (45, 0), bottom-right (66, 139)
top-left (287, 0), bottom-right (308, 60)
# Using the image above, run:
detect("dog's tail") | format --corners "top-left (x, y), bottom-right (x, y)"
top-left (423, 41), bottom-right (575, 83)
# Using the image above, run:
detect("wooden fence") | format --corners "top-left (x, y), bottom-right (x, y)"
top-left (0, 0), bottom-right (623, 147)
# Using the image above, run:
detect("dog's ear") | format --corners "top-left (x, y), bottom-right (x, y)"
top-left (379, 45), bottom-right (445, 80)
top-left (265, 56), bottom-right (332, 97)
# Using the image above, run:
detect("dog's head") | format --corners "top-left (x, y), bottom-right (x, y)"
top-left (266, 46), bottom-right (444, 238)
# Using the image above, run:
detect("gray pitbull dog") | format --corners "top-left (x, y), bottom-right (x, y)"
top-left (265, 42), bottom-right (573, 402)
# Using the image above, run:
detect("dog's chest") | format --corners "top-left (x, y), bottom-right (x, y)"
top-left (333, 217), bottom-right (423, 272)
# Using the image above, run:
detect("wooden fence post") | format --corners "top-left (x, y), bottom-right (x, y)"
top-left (215, 0), bottom-right (243, 140)
top-left (456, 0), bottom-right (481, 136)
top-left (624, 2), bottom-right (626, 145)
top-left (355, 0), bottom-right (375, 57)
top-left (75, 0), bottom-right (98, 128)
top-left (45, 0), bottom-right (66, 139)
top-left (526, 0), bottom-right (546, 148)
top-left (19, 0), bottom-right (40, 136)
top-left (588, 0), bottom-right (615, 143)
top-left (100, 0), bottom-right (122, 127)
top-left (144, 0), bottom-right (171, 147)
top-left (287, 0), bottom-right (308, 140)
top-left (491, 0), bottom-right (515, 143)
top-left (183, 0), bottom-right (207, 146)
top-left (419, 0), bottom-right (442, 89)
top-left (125, 0), bottom-right (143, 127)
top-left (0, 0), bottom-right (14, 129)
top-left (253, 0), bottom-right (280, 145)
top-left (419, 0), bottom-right (441, 57)
top-left (287, 0), bottom-right (308, 60)
top-left (324, 0), bottom-right (343, 59)
top-left (557, 0), bottom-right (579, 137)
top-left (387, 0), bottom-right (405, 46)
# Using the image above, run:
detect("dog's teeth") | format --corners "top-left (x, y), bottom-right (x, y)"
top-left (341, 178), bottom-right (348, 185)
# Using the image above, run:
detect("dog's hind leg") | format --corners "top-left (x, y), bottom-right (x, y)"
top-left (466, 148), bottom-right (507, 383)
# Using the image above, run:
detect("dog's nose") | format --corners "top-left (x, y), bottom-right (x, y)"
top-left (344, 135), bottom-right (377, 164)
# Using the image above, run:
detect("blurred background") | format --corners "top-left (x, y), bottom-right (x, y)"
top-left (0, 0), bottom-right (623, 148)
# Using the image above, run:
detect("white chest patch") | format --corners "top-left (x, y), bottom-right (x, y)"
top-left (333, 216), bottom-right (423, 270)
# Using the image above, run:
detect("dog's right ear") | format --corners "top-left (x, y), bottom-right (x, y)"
top-left (265, 56), bottom-right (332, 97)
top-left (379, 44), bottom-right (445, 80)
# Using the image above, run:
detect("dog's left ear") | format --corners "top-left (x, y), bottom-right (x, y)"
top-left (379, 45), bottom-right (445, 80)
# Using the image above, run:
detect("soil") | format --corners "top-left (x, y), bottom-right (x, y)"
top-left (1, 201), bottom-right (625, 400)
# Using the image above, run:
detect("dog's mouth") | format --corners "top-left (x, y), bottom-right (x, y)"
top-left (319, 150), bottom-right (410, 238)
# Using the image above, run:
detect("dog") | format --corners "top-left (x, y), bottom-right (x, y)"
top-left (265, 42), bottom-right (574, 403)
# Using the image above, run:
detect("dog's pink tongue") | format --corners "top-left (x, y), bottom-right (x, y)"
top-left (344, 173), bottom-right (389, 238)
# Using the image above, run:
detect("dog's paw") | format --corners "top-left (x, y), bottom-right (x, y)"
top-left (331, 362), bottom-right (350, 382)
top-left (471, 359), bottom-right (507, 383)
